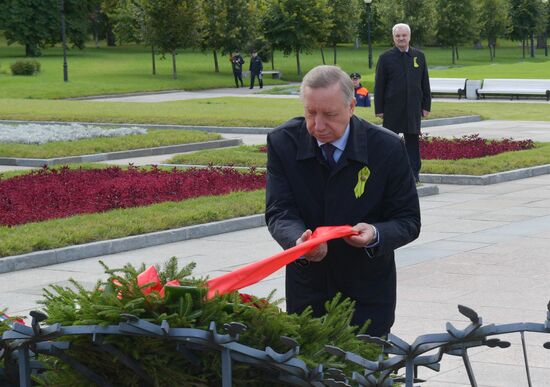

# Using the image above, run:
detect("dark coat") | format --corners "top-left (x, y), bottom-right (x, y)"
top-left (249, 56), bottom-right (263, 74)
top-left (374, 47), bottom-right (431, 134)
top-left (265, 115), bottom-right (420, 330)
top-left (231, 54), bottom-right (244, 73)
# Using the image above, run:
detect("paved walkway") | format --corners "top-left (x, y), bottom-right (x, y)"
top-left (2, 123), bottom-right (550, 385)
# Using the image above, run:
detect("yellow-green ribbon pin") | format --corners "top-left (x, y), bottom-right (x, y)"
top-left (354, 166), bottom-right (370, 198)
top-left (413, 57), bottom-right (419, 68)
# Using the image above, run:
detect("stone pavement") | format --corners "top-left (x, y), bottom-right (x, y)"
top-left (1, 123), bottom-right (550, 385)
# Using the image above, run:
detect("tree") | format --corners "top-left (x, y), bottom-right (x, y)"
top-left (0, 0), bottom-right (89, 57)
top-left (145, 0), bottom-right (204, 79)
top-left (479, 0), bottom-right (510, 60)
top-left (263, 0), bottom-right (331, 76)
top-left (509, 0), bottom-right (544, 58)
top-left (326, 0), bottom-right (361, 64)
top-left (373, 0), bottom-right (436, 47)
top-left (201, 0), bottom-right (227, 72)
top-left (435, 0), bottom-right (479, 64)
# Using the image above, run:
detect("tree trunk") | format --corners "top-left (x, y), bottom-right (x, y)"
top-left (451, 45), bottom-right (455, 64)
top-left (354, 37), bottom-right (360, 49)
top-left (213, 50), bottom-right (219, 72)
top-left (271, 50), bottom-right (275, 70)
top-left (333, 44), bottom-right (337, 65)
top-left (320, 48), bottom-right (326, 65)
top-left (151, 46), bottom-right (156, 75)
top-left (530, 33), bottom-right (535, 58)
top-left (106, 23), bottom-right (116, 46)
top-left (455, 45), bottom-right (459, 61)
top-left (536, 34), bottom-right (546, 49)
top-left (522, 38), bottom-right (526, 58)
top-left (171, 51), bottom-right (177, 79)
top-left (25, 43), bottom-right (40, 57)
top-left (296, 49), bottom-right (301, 76)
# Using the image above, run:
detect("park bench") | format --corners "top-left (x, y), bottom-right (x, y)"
top-left (242, 70), bottom-right (282, 79)
top-left (476, 79), bottom-right (550, 101)
top-left (430, 78), bottom-right (467, 99)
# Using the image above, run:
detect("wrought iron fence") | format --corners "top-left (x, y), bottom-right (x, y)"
top-left (1, 302), bottom-right (549, 386)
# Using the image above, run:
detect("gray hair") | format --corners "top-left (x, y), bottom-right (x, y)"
top-left (300, 65), bottom-right (354, 106)
top-left (392, 23), bottom-right (411, 36)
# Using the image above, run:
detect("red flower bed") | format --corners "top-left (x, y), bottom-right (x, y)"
top-left (0, 166), bottom-right (265, 227)
top-left (420, 134), bottom-right (534, 160)
top-left (259, 135), bottom-right (533, 160)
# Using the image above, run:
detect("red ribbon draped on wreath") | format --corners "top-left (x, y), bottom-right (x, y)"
top-left (134, 225), bottom-right (357, 301)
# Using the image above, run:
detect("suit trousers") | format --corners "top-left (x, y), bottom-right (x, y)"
top-left (403, 133), bottom-right (421, 182)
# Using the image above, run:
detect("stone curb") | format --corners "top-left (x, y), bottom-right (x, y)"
top-left (0, 139), bottom-right (241, 167)
top-left (420, 164), bottom-right (550, 185)
top-left (0, 185), bottom-right (437, 274)
top-left (0, 115), bottom-right (481, 136)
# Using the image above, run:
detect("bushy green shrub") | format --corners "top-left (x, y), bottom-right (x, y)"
top-left (10, 60), bottom-right (41, 76)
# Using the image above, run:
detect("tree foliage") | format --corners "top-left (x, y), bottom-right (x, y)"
top-left (478, 0), bottom-right (510, 60)
top-left (326, 0), bottom-right (361, 64)
top-left (373, 0), bottom-right (436, 47)
top-left (263, 0), bottom-right (331, 75)
top-left (435, 0), bottom-right (479, 63)
top-left (0, 0), bottom-right (89, 57)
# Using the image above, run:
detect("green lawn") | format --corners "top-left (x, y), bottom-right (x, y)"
top-left (0, 129), bottom-right (220, 158)
top-left (0, 189), bottom-right (265, 257)
top-left (1, 98), bottom-right (550, 127)
top-left (166, 142), bottom-right (550, 176)
top-left (0, 41), bottom-right (548, 99)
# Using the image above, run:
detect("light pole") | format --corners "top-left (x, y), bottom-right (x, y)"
top-left (60, 0), bottom-right (68, 82)
top-left (364, 0), bottom-right (373, 69)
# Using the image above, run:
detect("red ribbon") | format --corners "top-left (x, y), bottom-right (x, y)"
top-left (206, 225), bottom-right (357, 299)
top-left (136, 266), bottom-right (180, 298)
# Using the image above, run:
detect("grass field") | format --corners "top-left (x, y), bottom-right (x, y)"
top-left (0, 40), bottom-right (548, 99)
top-left (166, 142), bottom-right (550, 176)
top-left (1, 98), bottom-right (549, 127)
top-left (0, 129), bottom-right (220, 158)
top-left (0, 189), bottom-right (265, 257)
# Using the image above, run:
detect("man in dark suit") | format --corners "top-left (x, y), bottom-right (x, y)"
top-left (374, 23), bottom-right (431, 182)
top-left (265, 65), bottom-right (420, 337)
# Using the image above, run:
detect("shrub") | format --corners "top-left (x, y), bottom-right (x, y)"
top-left (10, 60), bottom-right (41, 76)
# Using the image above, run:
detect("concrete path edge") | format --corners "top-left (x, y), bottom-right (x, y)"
top-left (0, 185), bottom-right (438, 274)
top-left (420, 164), bottom-right (550, 185)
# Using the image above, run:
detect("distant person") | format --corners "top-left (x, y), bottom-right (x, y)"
top-left (374, 23), bottom-right (431, 182)
top-left (350, 72), bottom-right (371, 107)
top-left (249, 50), bottom-right (263, 89)
top-left (231, 50), bottom-right (245, 88)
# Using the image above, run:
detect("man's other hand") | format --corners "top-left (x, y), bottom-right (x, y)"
top-left (344, 222), bottom-right (376, 248)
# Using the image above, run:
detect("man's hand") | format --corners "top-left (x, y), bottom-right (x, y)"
top-left (296, 229), bottom-right (327, 262)
top-left (422, 109), bottom-right (430, 118)
top-left (344, 222), bottom-right (376, 248)
top-left (376, 113), bottom-right (384, 118)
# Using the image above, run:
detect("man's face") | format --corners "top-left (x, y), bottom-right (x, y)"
top-left (303, 83), bottom-right (355, 143)
top-left (351, 77), bottom-right (361, 87)
top-left (393, 27), bottom-right (410, 51)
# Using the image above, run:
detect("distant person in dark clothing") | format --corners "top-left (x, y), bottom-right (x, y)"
top-left (231, 50), bottom-right (245, 88)
top-left (350, 72), bottom-right (371, 107)
top-left (374, 23), bottom-right (431, 182)
top-left (249, 50), bottom-right (263, 89)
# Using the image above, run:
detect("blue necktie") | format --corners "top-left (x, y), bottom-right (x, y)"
top-left (321, 143), bottom-right (336, 168)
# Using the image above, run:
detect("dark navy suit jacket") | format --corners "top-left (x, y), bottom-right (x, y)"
top-left (265, 115), bottom-right (420, 332)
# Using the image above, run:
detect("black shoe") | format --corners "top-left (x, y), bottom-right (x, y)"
top-left (249, 87), bottom-right (253, 89)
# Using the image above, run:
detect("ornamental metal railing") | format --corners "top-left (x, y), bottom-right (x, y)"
top-left (1, 302), bottom-right (549, 387)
